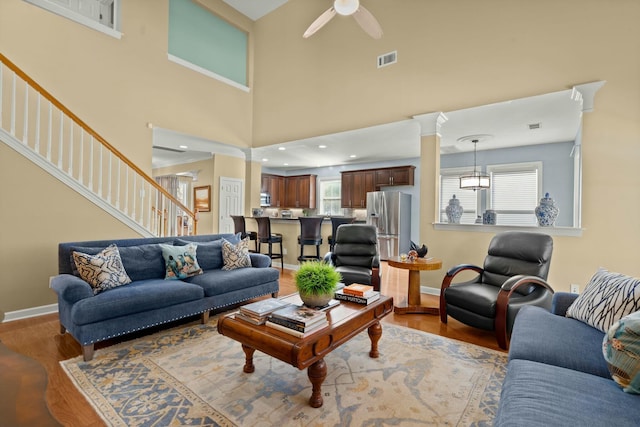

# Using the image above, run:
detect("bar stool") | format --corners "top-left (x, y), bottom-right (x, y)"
top-left (328, 217), bottom-right (355, 252)
top-left (297, 217), bottom-right (324, 262)
top-left (230, 215), bottom-right (258, 252)
top-left (253, 216), bottom-right (284, 271)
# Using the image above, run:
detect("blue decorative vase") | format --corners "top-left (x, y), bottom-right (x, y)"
top-left (535, 193), bottom-right (559, 226)
top-left (445, 195), bottom-right (463, 224)
top-left (482, 210), bottom-right (497, 225)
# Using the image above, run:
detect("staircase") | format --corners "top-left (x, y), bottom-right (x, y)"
top-left (0, 53), bottom-right (197, 237)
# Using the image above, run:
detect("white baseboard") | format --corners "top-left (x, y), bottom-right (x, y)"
top-left (2, 304), bottom-right (58, 323)
top-left (421, 286), bottom-right (440, 296)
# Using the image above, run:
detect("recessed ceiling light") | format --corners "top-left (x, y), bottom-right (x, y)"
top-left (319, 145), bottom-right (327, 149)
top-left (262, 158), bottom-right (269, 162)
top-left (350, 154), bottom-right (357, 158)
top-left (278, 147), bottom-right (286, 151)
top-left (179, 145), bottom-right (188, 149)
top-left (284, 163), bottom-right (289, 166)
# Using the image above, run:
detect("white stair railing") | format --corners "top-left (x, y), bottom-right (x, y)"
top-left (0, 53), bottom-right (197, 237)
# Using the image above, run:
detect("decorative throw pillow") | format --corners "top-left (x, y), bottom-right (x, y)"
top-left (159, 243), bottom-right (203, 280)
top-left (72, 244), bottom-right (132, 295)
top-left (566, 269), bottom-right (640, 332)
top-left (221, 237), bottom-right (251, 271)
top-left (603, 310), bottom-right (640, 394)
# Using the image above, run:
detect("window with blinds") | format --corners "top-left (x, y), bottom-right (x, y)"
top-left (487, 162), bottom-right (542, 226)
top-left (440, 169), bottom-right (479, 223)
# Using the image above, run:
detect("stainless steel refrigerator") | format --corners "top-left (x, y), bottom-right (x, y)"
top-left (366, 191), bottom-right (411, 260)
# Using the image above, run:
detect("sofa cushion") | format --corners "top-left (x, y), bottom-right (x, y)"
top-left (159, 243), bottom-right (202, 280)
top-left (603, 310), bottom-right (640, 394)
top-left (509, 305), bottom-right (610, 378)
top-left (494, 359), bottom-right (640, 427)
top-left (221, 238), bottom-right (251, 270)
top-left (566, 268), bottom-right (640, 332)
top-left (174, 234), bottom-right (241, 271)
top-left (69, 244), bottom-right (166, 281)
top-left (185, 267), bottom-right (280, 297)
top-left (72, 244), bottom-right (132, 295)
top-left (70, 279), bottom-right (204, 325)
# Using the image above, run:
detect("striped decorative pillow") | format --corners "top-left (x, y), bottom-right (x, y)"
top-left (566, 269), bottom-right (640, 332)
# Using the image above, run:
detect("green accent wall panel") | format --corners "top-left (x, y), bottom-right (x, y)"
top-left (169, 0), bottom-right (247, 86)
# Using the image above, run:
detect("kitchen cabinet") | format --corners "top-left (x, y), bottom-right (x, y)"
top-left (374, 166), bottom-right (415, 187)
top-left (284, 175), bottom-right (317, 208)
top-left (261, 174), bottom-right (286, 207)
top-left (341, 170), bottom-right (375, 208)
top-left (262, 174), bottom-right (316, 208)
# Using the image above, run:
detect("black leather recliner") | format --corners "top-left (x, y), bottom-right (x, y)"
top-left (324, 224), bottom-right (381, 291)
top-left (440, 231), bottom-right (554, 349)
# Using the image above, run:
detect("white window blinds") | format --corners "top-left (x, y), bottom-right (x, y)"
top-left (488, 163), bottom-right (541, 226)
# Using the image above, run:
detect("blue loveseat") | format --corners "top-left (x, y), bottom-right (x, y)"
top-left (52, 233), bottom-right (279, 361)
top-left (494, 292), bottom-right (640, 426)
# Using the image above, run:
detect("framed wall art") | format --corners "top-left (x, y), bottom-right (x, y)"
top-left (193, 185), bottom-right (211, 212)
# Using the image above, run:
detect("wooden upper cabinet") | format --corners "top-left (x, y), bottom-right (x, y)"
top-left (267, 174), bottom-right (316, 209)
top-left (341, 170), bottom-right (375, 208)
top-left (261, 174), bottom-right (286, 207)
top-left (375, 166), bottom-right (415, 187)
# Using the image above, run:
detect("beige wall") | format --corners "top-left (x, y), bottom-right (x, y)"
top-left (0, 144), bottom-right (142, 313)
top-left (0, 0), bottom-right (254, 172)
top-left (252, 0), bottom-right (640, 290)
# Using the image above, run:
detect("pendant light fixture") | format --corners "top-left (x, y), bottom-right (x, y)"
top-left (459, 137), bottom-right (490, 190)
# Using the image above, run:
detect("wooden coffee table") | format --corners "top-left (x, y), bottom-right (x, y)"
top-left (217, 293), bottom-right (393, 408)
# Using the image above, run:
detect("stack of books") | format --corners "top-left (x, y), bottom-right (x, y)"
top-left (235, 298), bottom-right (291, 325)
top-left (334, 283), bottom-right (381, 305)
top-left (266, 304), bottom-right (329, 337)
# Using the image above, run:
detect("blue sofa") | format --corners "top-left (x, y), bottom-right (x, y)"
top-left (494, 292), bottom-right (640, 426)
top-left (52, 233), bottom-right (279, 361)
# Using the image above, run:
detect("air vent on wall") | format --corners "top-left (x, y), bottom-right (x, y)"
top-left (528, 123), bottom-right (541, 130)
top-left (377, 51), bottom-right (397, 68)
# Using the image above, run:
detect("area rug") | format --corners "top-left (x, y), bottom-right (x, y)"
top-left (61, 319), bottom-right (507, 426)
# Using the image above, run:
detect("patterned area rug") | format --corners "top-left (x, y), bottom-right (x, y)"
top-left (61, 319), bottom-right (507, 426)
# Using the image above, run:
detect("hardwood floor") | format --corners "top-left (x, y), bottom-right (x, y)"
top-left (0, 262), bottom-right (503, 426)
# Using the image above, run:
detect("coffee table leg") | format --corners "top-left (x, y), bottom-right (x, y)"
top-left (307, 358), bottom-right (327, 408)
top-left (368, 321), bottom-right (382, 358)
top-left (241, 344), bottom-right (255, 373)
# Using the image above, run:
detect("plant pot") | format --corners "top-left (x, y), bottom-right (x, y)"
top-left (299, 292), bottom-right (333, 308)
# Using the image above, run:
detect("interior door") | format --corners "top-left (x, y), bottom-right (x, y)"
top-left (219, 177), bottom-right (243, 234)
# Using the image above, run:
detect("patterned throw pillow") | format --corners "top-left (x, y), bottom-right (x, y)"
top-left (72, 244), bottom-right (132, 295)
top-left (566, 269), bottom-right (640, 332)
top-left (159, 243), bottom-right (203, 280)
top-left (221, 238), bottom-right (251, 271)
top-left (603, 310), bottom-right (640, 394)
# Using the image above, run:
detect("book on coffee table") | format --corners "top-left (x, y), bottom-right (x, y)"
top-left (270, 304), bottom-right (328, 328)
top-left (240, 298), bottom-right (291, 317)
top-left (334, 289), bottom-right (381, 305)
top-left (265, 318), bottom-right (329, 338)
top-left (342, 283), bottom-right (375, 297)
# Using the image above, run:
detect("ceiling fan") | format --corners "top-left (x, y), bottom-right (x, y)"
top-left (303, 0), bottom-right (383, 39)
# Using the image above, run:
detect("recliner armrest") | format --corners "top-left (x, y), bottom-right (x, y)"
top-left (371, 254), bottom-right (380, 269)
top-left (50, 274), bottom-right (94, 304)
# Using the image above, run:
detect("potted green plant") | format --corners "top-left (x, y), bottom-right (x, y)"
top-left (295, 260), bottom-right (342, 307)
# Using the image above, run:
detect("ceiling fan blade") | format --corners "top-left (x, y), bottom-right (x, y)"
top-left (303, 7), bottom-right (337, 38)
top-left (352, 5), bottom-right (383, 39)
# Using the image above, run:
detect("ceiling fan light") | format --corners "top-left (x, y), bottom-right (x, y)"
top-left (334, 0), bottom-right (359, 16)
